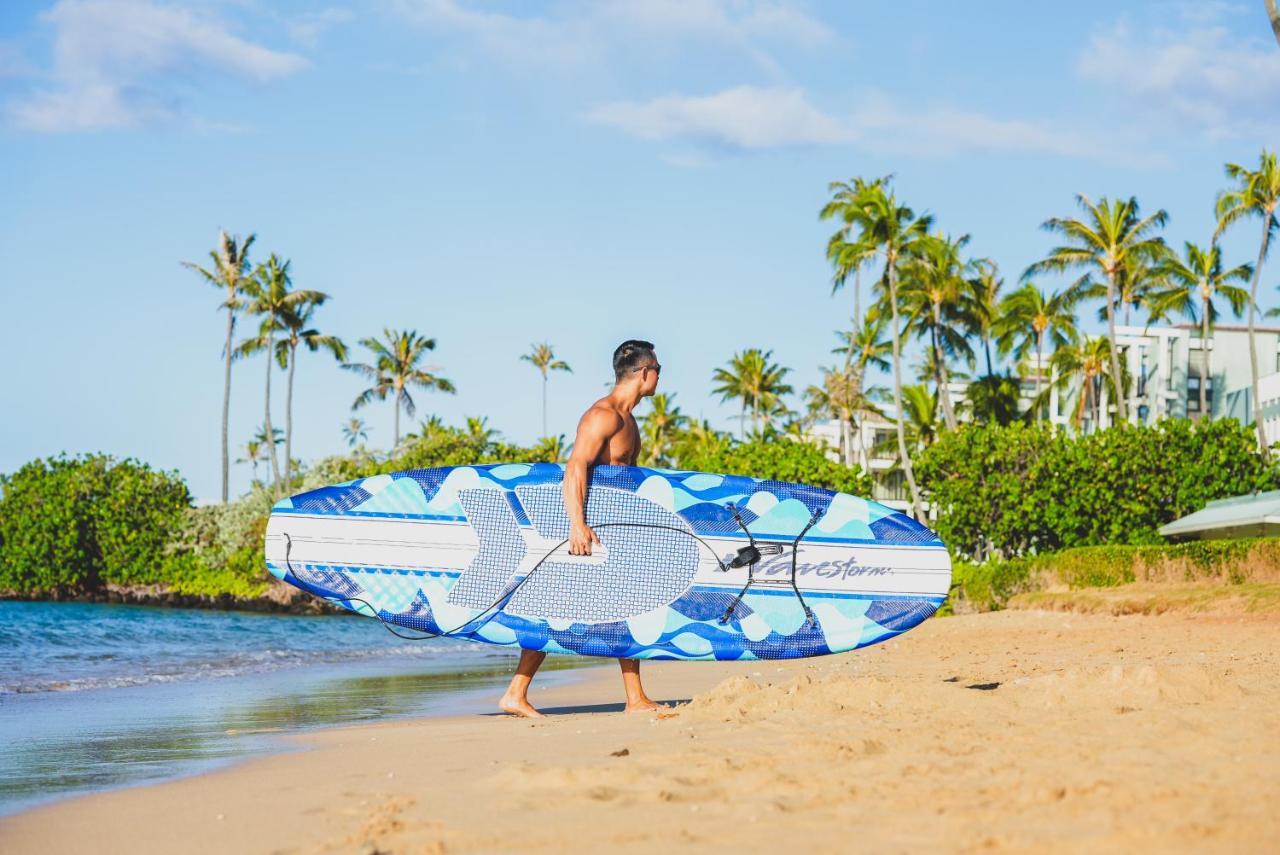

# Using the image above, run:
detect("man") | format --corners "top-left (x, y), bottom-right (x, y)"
top-left (499, 339), bottom-right (664, 718)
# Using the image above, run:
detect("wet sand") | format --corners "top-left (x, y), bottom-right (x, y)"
top-left (3, 608), bottom-right (1276, 854)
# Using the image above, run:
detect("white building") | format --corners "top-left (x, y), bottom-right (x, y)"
top-left (808, 410), bottom-right (912, 510)
top-left (805, 323), bottom-right (1280, 505)
top-left (1014, 323), bottom-right (1280, 432)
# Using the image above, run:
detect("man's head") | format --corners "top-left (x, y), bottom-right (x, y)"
top-left (613, 339), bottom-right (660, 396)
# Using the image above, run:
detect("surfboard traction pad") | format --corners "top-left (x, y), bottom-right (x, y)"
top-left (268, 463), bottom-right (948, 661)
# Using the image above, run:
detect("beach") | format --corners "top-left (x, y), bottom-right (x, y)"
top-left (3, 605), bottom-right (1275, 854)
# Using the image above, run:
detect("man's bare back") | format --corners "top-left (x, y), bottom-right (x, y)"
top-left (498, 340), bottom-right (663, 718)
top-left (578, 398), bottom-right (640, 466)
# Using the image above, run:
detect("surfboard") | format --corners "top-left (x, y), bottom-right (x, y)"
top-left (264, 463), bottom-right (951, 660)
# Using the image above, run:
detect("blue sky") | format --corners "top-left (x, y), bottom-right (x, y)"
top-left (1, 1), bottom-right (1278, 500)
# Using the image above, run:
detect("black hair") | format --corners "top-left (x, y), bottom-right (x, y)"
top-left (613, 339), bottom-right (656, 381)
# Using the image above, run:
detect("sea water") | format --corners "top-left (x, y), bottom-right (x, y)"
top-left (0, 601), bottom-right (585, 815)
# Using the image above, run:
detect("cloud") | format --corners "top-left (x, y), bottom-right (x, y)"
top-left (589, 85), bottom-right (1105, 158)
top-left (9, 0), bottom-right (307, 132)
top-left (1076, 13), bottom-right (1280, 138)
top-left (593, 0), bottom-right (832, 46)
top-left (387, 0), bottom-right (595, 68)
top-left (589, 86), bottom-right (853, 148)
top-left (388, 0), bottom-right (831, 71)
top-left (285, 7), bottom-right (355, 48)
top-left (850, 97), bottom-right (1104, 159)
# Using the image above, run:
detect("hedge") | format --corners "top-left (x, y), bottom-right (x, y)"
top-left (915, 418), bottom-right (1280, 560)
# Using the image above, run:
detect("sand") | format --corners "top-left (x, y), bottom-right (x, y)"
top-left (3, 608), bottom-right (1276, 854)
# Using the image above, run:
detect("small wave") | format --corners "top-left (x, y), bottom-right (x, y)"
top-left (0, 640), bottom-right (509, 695)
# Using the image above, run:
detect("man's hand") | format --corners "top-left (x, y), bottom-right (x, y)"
top-left (569, 522), bottom-right (601, 556)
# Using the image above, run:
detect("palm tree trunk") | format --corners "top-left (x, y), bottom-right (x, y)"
top-left (1034, 331), bottom-right (1044, 423)
top-left (983, 334), bottom-right (994, 378)
top-left (1248, 220), bottom-right (1272, 456)
top-left (1268, 0), bottom-right (1280, 47)
top-left (840, 407), bottom-right (852, 467)
top-left (1104, 270), bottom-right (1128, 422)
top-left (855, 411), bottom-right (869, 469)
top-left (221, 305), bottom-right (234, 503)
top-left (285, 343), bottom-right (297, 489)
top-left (853, 268), bottom-right (862, 330)
top-left (264, 329), bottom-right (281, 492)
top-left (887, 256), bottom-right (924, 520)
top-left (541, 374), bottom-right (548, 438)
top-left (1075, 377), bottom-right (1088, 429)
top-left (933, 306), bottom-right (957, 431)
top-left (393, 389), bottom-right (402, 448)
top-left (1200, 294), bottom-right (1210, 420)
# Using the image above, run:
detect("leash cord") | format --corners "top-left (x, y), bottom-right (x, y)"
top-left (283, 521), bottom-right (731, 642)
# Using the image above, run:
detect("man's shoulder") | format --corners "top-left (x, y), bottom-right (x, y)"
top-left (581, 401), bottom-right (625, 428)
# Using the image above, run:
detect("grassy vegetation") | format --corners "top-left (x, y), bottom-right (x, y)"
top-left (1009, 583), bottom-right (1280, 616)
top-left (946, 537), bottom-right (1280, 614)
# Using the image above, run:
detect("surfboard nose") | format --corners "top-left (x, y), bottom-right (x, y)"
top-left (264, 513), bottom-right (291, 581)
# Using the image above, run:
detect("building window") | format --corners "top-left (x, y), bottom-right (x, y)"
top-left (1187, 375), bottom-right (1214, 415)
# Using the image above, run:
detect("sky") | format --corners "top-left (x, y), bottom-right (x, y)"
top-left (1, 0), bottom-right (1278, 501)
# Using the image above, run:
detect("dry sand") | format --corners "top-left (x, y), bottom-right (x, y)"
top-left (3, 608), bottom-right (1276, 854)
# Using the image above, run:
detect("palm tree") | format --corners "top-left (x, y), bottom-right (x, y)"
top-left (965, 373), bottom-right (1022, 426)
top-left (821, 175), bottom-right (890, 326)
top-left (238, 425), bottom-right (283, 485)
top-left (1269, 0), bottom-right (1279, 47)
top-left (836, 180), bottom-right (932, 519)
top-left (900, 231), bottom-right (976, 431)
top-left (1151, 243), bottom-right (1251, 419)
top-left (1050, 336), bottom-right (1128, 431)
top-left (528, 434), bottom-right (568, 463)
top-left (520, 343), bottom-right (572, 438)
top-left (832, 314), bottom-right (892, 466)
top-left (994, 283), bottom-right (1080, 422)
top-left (1215, 150), bottom-right (1280, 453)
top-left (236, 437), bottom-right (266, 484)
top-left (343, 330), bottom-right (456, 447)
top-left (639, 393), bottom-right (689, 467)
top-left (711, 349), bottom-right (794, 436)
top-left (967, 258), bottom-right (1004, 377)
top-left (1026, 195), bottom-right (1168, 423)
top-left (341, 417), bottom-right (369, 448)
top-left (675, 419), bottom-right (729, 465)
top-left (871, 384), bottom-right (940, 458)
top-left (465, 416), bottom-right (499, 448)
top-left (275, 299), bottom-right (347, 489)
top-left (182, 230), bottom-right (255, 503)
top-left (235, 255), bottom-right (323, 493)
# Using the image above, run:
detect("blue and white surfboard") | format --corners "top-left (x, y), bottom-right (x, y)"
top-left (264, 464), bottom-right (951, 660)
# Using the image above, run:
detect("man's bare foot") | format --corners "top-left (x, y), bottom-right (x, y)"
top-left (624, 697), bottom-right (663, 713)
top-left (499, 694), bottom-right (545, 718)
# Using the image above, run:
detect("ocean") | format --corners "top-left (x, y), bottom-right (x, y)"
top-left (0, 601), bottom-right (588, 815)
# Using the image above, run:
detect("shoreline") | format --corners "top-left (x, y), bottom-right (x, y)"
top-left (0, 657), bottom-right (615, 820)
top-left (0, 579), bottom-right (344, 615)
top-left (3, 607), bottom-right (1276, 853)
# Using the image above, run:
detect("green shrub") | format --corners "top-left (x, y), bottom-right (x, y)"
top-left (0, 455), bottom-right (191, 594)
top-left (680, 436), bottom-right (874, 496)
top-left (916, 418), bottom-right (1280, 559)
top-left (946, 537), bottom-right (1280, 611)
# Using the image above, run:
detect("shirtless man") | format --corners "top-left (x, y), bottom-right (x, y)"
top-left (498, 339), bottom-right (664, 718)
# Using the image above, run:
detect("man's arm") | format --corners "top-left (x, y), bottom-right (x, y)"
top-left (563, 407), bottom-right (622, 555)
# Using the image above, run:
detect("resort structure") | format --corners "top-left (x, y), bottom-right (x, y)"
top-left (810, 323), bottom-right (1280, 509)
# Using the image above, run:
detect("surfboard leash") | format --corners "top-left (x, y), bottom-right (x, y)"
top-left (717, 503), bottom-right (822, 628)
top-left (282, 523), bottom-right (733, 643)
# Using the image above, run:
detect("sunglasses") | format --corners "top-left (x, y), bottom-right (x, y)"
top-left (632, 363), bottom-right (662, 376)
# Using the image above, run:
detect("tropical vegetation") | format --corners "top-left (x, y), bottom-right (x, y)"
top-left (7, 149), bottom-right (1280, 604)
